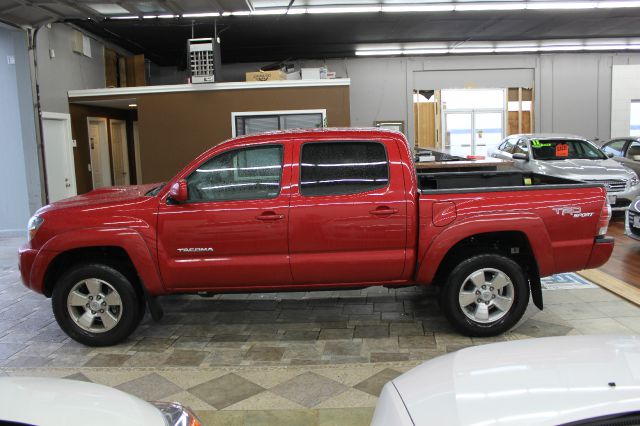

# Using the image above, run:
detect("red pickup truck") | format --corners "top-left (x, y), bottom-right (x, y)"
top-left (19, 128), bottom-right (614, 346)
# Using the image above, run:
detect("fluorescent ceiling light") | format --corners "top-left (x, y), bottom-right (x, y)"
top-left (231, 11), bottom-right (252, 16)
top-left (455, 3), bottom-right (526, 11)
top-left (406, 48), bottom-right (449, 54)
top-left (182, 12), bottom-right (220, 18)
top-left (494, 46), bottom-right (540, 52)
top-left (597, 1), bottom-right (640, 7)
top-left (110, 15), bottom-right (138, 20)
top-left (252, 8), bottom-right (288, 15)
top-left (286, 8), bottom-right (307, 14)
top-left (355, 49), bottom-right (403, 56)
top-left (87, 3), bottom-right (130, 14)
top-left (157, 14), bottom-right (176, 18)
top-left (382, 5), bottom-right (455, 12)
top-left (526, 2), bottom-right (596, 9)
top-left (142, 15), bottom-right (157, 19)
top-left (450, 47), bottom-right (496, 53)
top-left (307, 6), bottom-right (381, 14)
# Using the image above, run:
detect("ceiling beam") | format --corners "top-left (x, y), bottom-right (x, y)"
top-left (9, 0), bottom-right (63, 20)
top-left (0, 3), bottom-right (24, 14)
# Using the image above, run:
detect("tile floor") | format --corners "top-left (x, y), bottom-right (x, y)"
top-left (2, 235), bottom-right (639, 425)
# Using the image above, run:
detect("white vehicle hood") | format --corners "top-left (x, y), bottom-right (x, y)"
top-left (0, 377), bottom-right (166, 426)
top-left (392, 335), bottom-right (640, 426)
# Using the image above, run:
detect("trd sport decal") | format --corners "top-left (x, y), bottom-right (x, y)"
top-left (552, 206), bottom-right (594, 218)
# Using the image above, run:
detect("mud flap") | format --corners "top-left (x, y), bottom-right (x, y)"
top-left (530, 275), bottom-right (543, 310)
top-left (142, 287), bottom-right (164, 321)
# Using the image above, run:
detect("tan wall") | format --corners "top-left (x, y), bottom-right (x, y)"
top-left (134, 86), bottom-right (350, 183)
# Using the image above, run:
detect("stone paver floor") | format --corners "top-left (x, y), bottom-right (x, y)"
top-left (2, 235), bottom-right (639, 424)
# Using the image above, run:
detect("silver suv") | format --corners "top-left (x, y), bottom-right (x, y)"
top-left (489, 134), bottom-right (640, 210)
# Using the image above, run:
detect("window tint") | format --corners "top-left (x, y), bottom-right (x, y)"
top-left (300, 142), bottom-right (389, 196)
top-left (602, 140), bottom-right (626, 157)
top-left (187, 145), bottom-right (283, 202)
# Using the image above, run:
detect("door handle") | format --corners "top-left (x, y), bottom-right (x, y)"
top-left (256, 211), bottom-right (285, 221)
top-left (369, 207), bottom-right (398, 216)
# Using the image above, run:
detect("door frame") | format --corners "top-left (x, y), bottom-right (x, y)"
top-left (109, 119), bottom-right (130, 185)
top-left (132, 121), bottom-right (142, 184)
top-left (86, 117), bottom-right (112, 189)
top-left (41, 112), bottom-right (77, 202)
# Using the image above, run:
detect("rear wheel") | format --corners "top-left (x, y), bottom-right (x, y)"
top-left (439, 254), bottom-right (529, 337)
top-left (52, 263), bottom-right (143, 346)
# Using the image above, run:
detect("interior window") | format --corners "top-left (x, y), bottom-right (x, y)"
top-left (300, 141), bottom-right (389, 196)
top-left (187, 145), bottom-right (283, 202)
top-left (627, 141), bottom-right (640, 159)
top-left (602, 140), bottom-right (626, 157)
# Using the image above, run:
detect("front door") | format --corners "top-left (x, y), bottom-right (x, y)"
top-left (109, 119), bottom-right (130, 185)
top-left (288, 139), bottom-right (407, 284)
top-left (42, 113), bottom-right (77, 202)
top-left (157, 143), bottom-right (292, 290)
top-left (88, 118), bottom-right (112, 189)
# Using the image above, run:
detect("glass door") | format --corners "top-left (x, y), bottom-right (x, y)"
top-left (474, 112), bottom-right (504, 157)
top-left (444, 112), bottom-right (473, 157)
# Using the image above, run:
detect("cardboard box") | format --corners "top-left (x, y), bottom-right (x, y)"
top-left (245, 70), bottom-right (286, 82)
top-left (301, 68), bottom-right (321, 80)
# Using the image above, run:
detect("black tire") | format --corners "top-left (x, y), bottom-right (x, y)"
top-left (52, 263), bottom-right (144, 346)
top-left (439, 254), bottom-right (529, 337)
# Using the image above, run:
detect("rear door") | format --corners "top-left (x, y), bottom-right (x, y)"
top-left (157, 142), bottom-right (292, 289)
top-left (288, 138), bottom-right (407, 284)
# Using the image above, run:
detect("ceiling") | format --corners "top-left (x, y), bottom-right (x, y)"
top-left (2, 1), bottom-right (640, 66)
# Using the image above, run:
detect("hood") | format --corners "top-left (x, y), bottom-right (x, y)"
top-left (38, 183), bottom-right (162, 213)
top-left (536, 158), bottom-right (636, 180)
top-left (392, 335), bottom-right (640, 426)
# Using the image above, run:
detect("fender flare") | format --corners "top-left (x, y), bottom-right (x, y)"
top-left (33, 227), bottom-right (164, 296)
top-left (415, 212), bottom-right (555, 289)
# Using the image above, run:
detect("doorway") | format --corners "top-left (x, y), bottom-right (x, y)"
top-left (132, 121), bottom-right (142, 184)
top-left (87, 117), bottom-right (111, 189)
top-left (109, 119), bottom-right (130, 185)
top-left (442, 89), bottom-right (505, 157)
top-left (42, 112), bottom-right (77, 202)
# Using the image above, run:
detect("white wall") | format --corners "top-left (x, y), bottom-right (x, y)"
top-left (35, 24), bottom-right (109, 113)
top-left (0, 24), bottom-right (36, 232)
top-left (611, 64), bottom-right (640, 138)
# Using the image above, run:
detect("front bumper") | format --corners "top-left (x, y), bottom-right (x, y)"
top-left (585, 236), bottom-right (615, 269)
top-left (608, 184), bottom-right (640, 211)
top-left (18, 244), bottom-right (38, 291)
top-left (626, 208), bottom-right (640, 241)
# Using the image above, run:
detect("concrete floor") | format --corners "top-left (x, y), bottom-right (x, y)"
top-left (2, 235), bottom-right (639, 425)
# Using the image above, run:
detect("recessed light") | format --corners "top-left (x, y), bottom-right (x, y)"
top-left (128, 103), bottom-right (137, 108)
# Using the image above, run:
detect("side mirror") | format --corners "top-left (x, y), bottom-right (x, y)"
top-left (606, 152), bottom-right (615, 158)
top-left (169, 179), bottom-right (188, 203)
top-left (512, 153), bottom-right (529, 161)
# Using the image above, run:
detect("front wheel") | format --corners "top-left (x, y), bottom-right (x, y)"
top-left (52, 263), bottom-right (143, 346)
top-left (439, 254), bottom-right (529, 337)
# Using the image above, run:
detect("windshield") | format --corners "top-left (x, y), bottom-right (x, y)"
top-left (530, 139), bottom-right (607, 161)
top-left (145, 183), bottom-right (165, 196)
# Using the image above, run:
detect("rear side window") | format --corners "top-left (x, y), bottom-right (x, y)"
top-left (300, 141), bottom-right (389, 196)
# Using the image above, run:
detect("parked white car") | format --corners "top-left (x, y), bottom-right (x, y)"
top-left (0, 377), bottom-right (201, 426)
top-left (372, 335), bottom-right (640, 426)
top-left (489, 134), bottom-right (640, 210)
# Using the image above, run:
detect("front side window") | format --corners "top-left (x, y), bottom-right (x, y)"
top-left (187, 145), bottom-right (283, 202)
top-left (513, 139), bottom-right (529, 155)
top-left (602, 140), bottom-right (626, 157)
top-left (500, 138), bottom-right (516, 153)
top-left (626, 141), bottom-right (640, 159)
top-left (300, 141), bottom-right (389, 196)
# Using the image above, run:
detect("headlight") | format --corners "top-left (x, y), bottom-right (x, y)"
top-left (152, 402), bottom-right (201, 426)
top-left (27, 215), bottom-right (44, 240)
top-left (630, 173), bottom-right (639, 187)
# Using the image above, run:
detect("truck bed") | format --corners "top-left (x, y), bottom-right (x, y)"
top-left (418, 171), bottom-right (595, 193)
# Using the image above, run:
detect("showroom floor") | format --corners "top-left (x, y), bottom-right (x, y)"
top-left (1, 220), bottom-right (639, 425)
